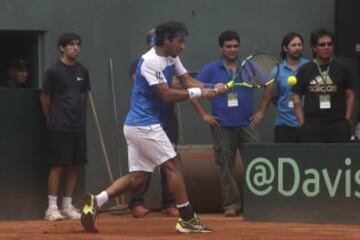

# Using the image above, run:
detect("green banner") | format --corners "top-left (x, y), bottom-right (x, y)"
top-left (243, 144), bottom-right (360, 223)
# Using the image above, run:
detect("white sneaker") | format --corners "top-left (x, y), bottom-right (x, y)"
top-left (62, 205), bottom-right (81, 220)
top-left (45, 207), bottom-right (65, 221)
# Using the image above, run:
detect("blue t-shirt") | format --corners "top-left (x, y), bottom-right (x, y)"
top-left (274, 57), bottom-right (308, 127)
top-left (196, 59), bottom-right (254, 126)
top-left (125, 48), bottom-right (187, 126)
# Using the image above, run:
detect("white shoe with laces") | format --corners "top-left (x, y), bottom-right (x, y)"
top-left (62, 204), bottom-right (81, 220)
top-left (45, 207), bottom-right (65, 221)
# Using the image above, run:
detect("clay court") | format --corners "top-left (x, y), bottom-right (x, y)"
top-left (0, 213), bottom-right (360, 240)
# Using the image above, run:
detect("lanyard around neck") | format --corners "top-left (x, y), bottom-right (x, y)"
top-left (223, 60), bottom-right (239, 81)
top-left (314, 58), bottom-right (332, 83)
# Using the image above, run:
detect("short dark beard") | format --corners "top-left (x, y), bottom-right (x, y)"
top-left (287, 52), bottom-right (301, 61)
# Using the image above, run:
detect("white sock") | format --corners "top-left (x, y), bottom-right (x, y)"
top-left (96, 191), bottom-right (109, 208)
top-left (62, 197), bottom-right (72, 209)
top-left (176, 201), bottom-right (190, 208)
top-left (48, 195), bottom-right (58, 209)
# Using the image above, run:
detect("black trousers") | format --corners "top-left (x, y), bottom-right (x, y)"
top-left (302, 119), bottom-right (351, 143)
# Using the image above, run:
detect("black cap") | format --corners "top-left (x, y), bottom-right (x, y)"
top-left (8, 58), bottom-right (29, 70)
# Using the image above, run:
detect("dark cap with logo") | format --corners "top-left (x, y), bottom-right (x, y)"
top-left (8, 58), bottom-right (29, 70)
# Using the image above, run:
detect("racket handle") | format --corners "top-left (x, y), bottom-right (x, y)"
top-left (225, 80), bottom-right (234, 89)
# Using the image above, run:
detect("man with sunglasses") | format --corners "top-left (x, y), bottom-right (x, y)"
top-left (292, 29), bottom-right (355, 143)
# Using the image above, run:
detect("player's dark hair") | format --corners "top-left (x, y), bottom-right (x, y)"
top-left (218, 31), bottom-right (240, 47)
top-left (154, 21), bottom-right (188, 46)
top-left (57, 32), bottom-right (82, 53)
top-left (280, 32), bottom-right (304, 59)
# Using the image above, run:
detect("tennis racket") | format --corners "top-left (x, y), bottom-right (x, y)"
top-left (225, 52), bottom-right (279, 89)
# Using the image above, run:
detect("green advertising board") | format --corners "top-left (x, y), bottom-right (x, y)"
top-left (243, 144), bottom-right (360, 223)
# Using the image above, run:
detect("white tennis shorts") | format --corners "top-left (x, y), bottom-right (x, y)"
top-left (123, 124), bottom-right (177, 172)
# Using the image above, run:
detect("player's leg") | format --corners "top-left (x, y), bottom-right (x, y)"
top-left (161, 158), bottom-right (212, 233)
top-left (129, 176), bottom-right (151, 218)
top-left (80, 124), bottom-right (165, 232)
top-left (161, 158), bottom-right (188, 203)
top-left (106, 171), bottom-right (150, 198)
top-left (160, 167), bottom-right (178, 217)
top-left (81, 171), bottom-right (150, 232)
top-left (161, 115), bottom-right (179, 217)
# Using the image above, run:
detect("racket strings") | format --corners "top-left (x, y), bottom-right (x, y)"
top-left (241, 54), bottom-right (278, 86)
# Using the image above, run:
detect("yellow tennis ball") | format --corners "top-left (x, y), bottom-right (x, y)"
top-left (287, 76), bottom-right (297, 86)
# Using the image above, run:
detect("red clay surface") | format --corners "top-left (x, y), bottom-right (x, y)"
top-left (0, 213), bottom-right (360, 240)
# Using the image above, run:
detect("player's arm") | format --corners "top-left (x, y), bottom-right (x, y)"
top-left (250, 83), bottom-right (275, 127)
top-left (152, 83), bottom-right (217, 103)
top-left (345, 89), bottom-right (355, 122)
top-left (176, 73), bottom-right (204, 88)
top-left (293, 93), bottom-right (304, 127)
top-left (172, 74), bottom-right (203, 89)
top-left (176, 73), bottom-right (228, 94)
top-left (176, 73), bottom-right (221, 125)
top-left (171, 76), bottom-right (219, 126)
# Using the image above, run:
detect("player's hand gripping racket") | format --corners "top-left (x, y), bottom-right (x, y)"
top-left (225, 52), bottom-right (279, 89)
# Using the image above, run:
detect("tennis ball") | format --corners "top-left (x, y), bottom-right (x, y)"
top-left (287, 76), bottom-right (297, 86)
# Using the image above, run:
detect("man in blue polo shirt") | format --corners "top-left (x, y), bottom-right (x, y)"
top-left (273, 32), bottom-right (308, 142)
top-left (196, 30), bottom-right (273, 217)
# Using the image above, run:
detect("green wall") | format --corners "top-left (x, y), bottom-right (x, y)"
top-left (2, 0), bottom-right (355, 219)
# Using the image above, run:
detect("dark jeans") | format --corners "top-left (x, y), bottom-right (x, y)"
top-left (274, 125), bottom-right (302, 143)
top-left (302, 119), bottom-right (351, 143)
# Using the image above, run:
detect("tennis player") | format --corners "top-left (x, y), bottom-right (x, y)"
top-left (80, 21), bottom-right (227, 233)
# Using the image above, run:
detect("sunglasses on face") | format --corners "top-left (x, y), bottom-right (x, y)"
top-left (317, 42), bottom-right (333, 47)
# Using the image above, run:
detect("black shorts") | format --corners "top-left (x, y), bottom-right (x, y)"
top-left (49, 130), bottom-right (87, 166)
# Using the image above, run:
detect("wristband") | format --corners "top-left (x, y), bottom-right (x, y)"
top-left (187, 87), bottom-right (202, 99)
